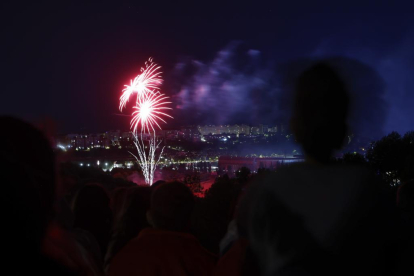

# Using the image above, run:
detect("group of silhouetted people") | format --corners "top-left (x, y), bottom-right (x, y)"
top-left (2, 60), bottom-right (414, 275)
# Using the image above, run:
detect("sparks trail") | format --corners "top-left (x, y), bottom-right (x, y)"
top-left (130, 132), bottom-right (165, 186)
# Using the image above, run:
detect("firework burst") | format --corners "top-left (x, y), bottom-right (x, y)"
top-left (130, 92), bottom-right (173, 134)
top-left (119, 58), bottom-right (163, 111)
top-left (118, 58), bottom-right (173, 185)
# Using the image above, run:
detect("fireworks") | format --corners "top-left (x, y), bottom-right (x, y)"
top-left (119, 58), bottom-right (163, 112)
top-left (119, 57), bottom-right (172, 185)
top-left (131, 93), bottom-right (173, 134)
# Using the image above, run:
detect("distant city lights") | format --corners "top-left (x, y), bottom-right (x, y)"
top-left (57, 144), bottom-right (66, 151)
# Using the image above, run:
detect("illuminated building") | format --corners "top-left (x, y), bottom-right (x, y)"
top-left (198, 124), bottom-right (251, 136)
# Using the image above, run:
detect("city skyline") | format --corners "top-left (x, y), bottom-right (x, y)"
top-left (57, 123), bottom-right (286, 135)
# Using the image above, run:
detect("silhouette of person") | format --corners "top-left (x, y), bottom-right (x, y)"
top-left (108, 181), bottom-right (216, 276)
top-left (395, 180), bottom-right (414, 275)
top-left (72, 183), bottom-right (112, 259)
top-left (104, 186), bottom-right (151, 272)
top-left (245, 62), bottom-right (397, 276)
top-left (0, 116), bottom-right (76, 275)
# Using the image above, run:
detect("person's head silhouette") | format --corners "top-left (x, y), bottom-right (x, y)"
top-left (148, 181), bottom-right (194, 232)
top-left (0, 116), bottom-right (56, 267)
top-left (290, 63), bottom-right (349, 163)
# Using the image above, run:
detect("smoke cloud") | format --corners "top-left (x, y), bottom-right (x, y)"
top-left (169, 42), bottom-right (282, 127)
top-left (169, 37), bottom-right (414, 139)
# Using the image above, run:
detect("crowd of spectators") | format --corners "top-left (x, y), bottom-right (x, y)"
top-left (2, 61), bottom-right (413, 275)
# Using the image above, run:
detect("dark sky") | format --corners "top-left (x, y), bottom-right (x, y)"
top-left (1, 1), bottom-right (413, 137)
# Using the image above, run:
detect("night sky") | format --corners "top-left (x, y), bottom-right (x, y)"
top-left (1, 1), bottom-right (413, 138)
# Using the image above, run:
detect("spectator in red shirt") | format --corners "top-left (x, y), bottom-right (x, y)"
top-left (108, 181), bottom-right (216, 276)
